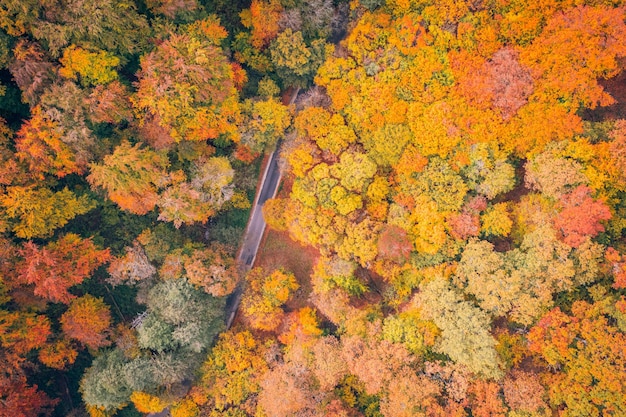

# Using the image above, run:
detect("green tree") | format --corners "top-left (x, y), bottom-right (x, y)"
top-left (0, 186), bottom-right (95, 239)
top-left (269, 29), bottom-right (332, 88)
top-left (80, 349), bottom-right (133, 411)
top-left (137, 279), bottom-right (224, 353)
top-left (415, 278), bottom-right (502, 379)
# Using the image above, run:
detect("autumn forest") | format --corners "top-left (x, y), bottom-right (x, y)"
top-left (0, 0), bottom-right (626, 416)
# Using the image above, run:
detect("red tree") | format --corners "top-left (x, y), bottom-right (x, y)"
top-left (14, 234), bottom-right (111, 304)
top-left (553, 185), bottom-right (611, 247)
top-left (0, 376), bottom-right (57, 417)
top-left (60, 295), bottom-right (112, 349)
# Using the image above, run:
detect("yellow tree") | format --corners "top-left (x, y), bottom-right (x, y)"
top-left (241, 268), bottom-right (299, 331)
top-left (88, 140), bottom-right (170, 215)
top-left (59, 45), bottom-right (119, 86)
top-left (133, 22), bottom-right (240, 143)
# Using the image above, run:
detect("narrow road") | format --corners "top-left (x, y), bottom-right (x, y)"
top-left (224, 87), bottom-right (299, 329)
top-left (238, 148), bottom-right (282, 269)
top-left (147, 90), bottom-right (297, 417)
top-left (224, 148), bottom-right (283, 328)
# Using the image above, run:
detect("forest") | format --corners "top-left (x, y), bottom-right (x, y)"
top-left (0, 0), bottom-right (625, 416)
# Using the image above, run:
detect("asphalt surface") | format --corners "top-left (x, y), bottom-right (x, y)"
top-left (224, 147), bottom-right (283, 329)
top-left (147, 89), bottom-right (297, 417)
top-left (239, 149), bottom-right (282, 269)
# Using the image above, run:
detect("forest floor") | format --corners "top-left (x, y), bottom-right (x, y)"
top-left (254, 229), bottom-right (320, 311)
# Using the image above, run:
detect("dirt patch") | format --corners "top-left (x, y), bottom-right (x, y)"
top-left (254, 229), bottom-right (320, 312)
top-left (582, 65), bottom-right (626, 122)
top-left (230, 228), bottom-right (319, 330)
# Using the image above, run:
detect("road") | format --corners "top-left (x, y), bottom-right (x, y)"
top-left (224, 148), bottom-right (283, 328)
top-left (238, 148), bottom-right (282, 269)
top-left (145, 139), bottom-right (284, 417)
top-left (147, 89), bottom-right (298, 417)
top-left (224, 87), bottom-right (299, 329)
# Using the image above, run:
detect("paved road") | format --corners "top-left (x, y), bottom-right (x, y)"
top-left (239, 149), bottom-right (282, 268)
top-left (147, 89), bottom-right (297, 417)
top-left (224, 145), bottom-right (283, 328)
top-left (224, 88), bottom-right (299, 329)
top-left (145, 150), bottom-right (283, 417)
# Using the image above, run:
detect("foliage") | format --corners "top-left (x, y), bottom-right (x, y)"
top-left (528, 299), bottom-right (626, 416)
top-left (200, 330), bottom-right (268, 410)
top-left (12, 234), bottom-right (111, 303)
top-left (59, 45), bottom-right (120, 86)
top-left (1, 186), bottom-right (95, 238)
top-left (137, 279), bottom-right (224, 353)
top-left (1, 0), bottom-right (626, 415)
top-left (415, 278), bottom-right (502, 379)
top-left (241, 268), bottom-right (299, 331)
top-left (132, 27), bottom-right (240, 143)
top-left (88, 140), bottom-right (170, 215)
top-left (61, 295), bottom-right (112, 349)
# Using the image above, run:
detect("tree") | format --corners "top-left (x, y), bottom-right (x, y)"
top-left (311, 336), bottom-right (348, 391)
top-left (132, 30), bottom-right (240, 143)
top-left (14, 106), bottom-right (85, 179)
top-left (1, 186), bottom-right (95, 239)
top-left (379, 369), bottom-right (441, 417)
top-left (341, 334), bottom-right (415, 396)
top-left (553, 185), bottom-right (611, 248)
top-left (183, 244), bottom-right (238, 297)
top-left (467, 380), bottom-right (508, 417)
top-left (269, 29), bottom-right (331, 88)
top-left (239, 97), bottom-right (291, 154)
top-left (13, 234), bottom-right (111, 304)
top-left (0, 0), bottom-right (40, 37)
top-left (463, 143), bottom-right (516, 200)
top-left (503, 370), bottom-right (548, 414)
top-left (528, 300), bottom-right (626, 416)
top-left (377, 225), bottom-right (413, 263)
top-left (107, 241), bottom-right (157, 286)
top-left (28, 0), bottom-right (150, 57)
top-left (311, 254), bottom-right (365, 296)
top-left (8, 40), bottom-right (54, 105)
top-left (145, 0), bottom-right (199, 19)
top-left (157, 157), bottom-right (235, 227)
top-left (241, 268), bottom-right (299, 331)
top-left (157, 180), bottom-right (216, 228)
top-left (87, 81), bottom-right (133, 125)
top-left (59, 45), bottom-right (119, 86)
top-left (88, 140), bottom-right (170, 215)
top-left (130, 391), bottom-right (167, 413)
top-left (381, 310), bottom-right (438, 356)
top-left (80, 349), bottom-right (132, 411)
top-left (412, 158), bottom-right (468, 213)
top-left (138, 279), bottom-right (224, 353)
top-left (0, 375), bottom-right (57, 417)
top-left (61, 295), bottom-right (112, 350)
top-left (240, 0), bottom-right (283, 49)
top-left (0, 311), bottom-right (51, 371)
top-left (295, 107), bottom-right (356, 156)
top-left (415, 278), bottom-right (502, 379)
top-left (38, 338), bottom-right (78, 370)
top-left (525, 145), bottom-right (588, 199)
top-left (519, 5), bottom-right (626, 110)
top-left (481, 203), bottom-right (512, 237)
top-left (200, 330), bottom-right (268, 410)
top-left (257, 361), bottom-right (319, 417)
top-left (455, 47), bottom-right (533, 120)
